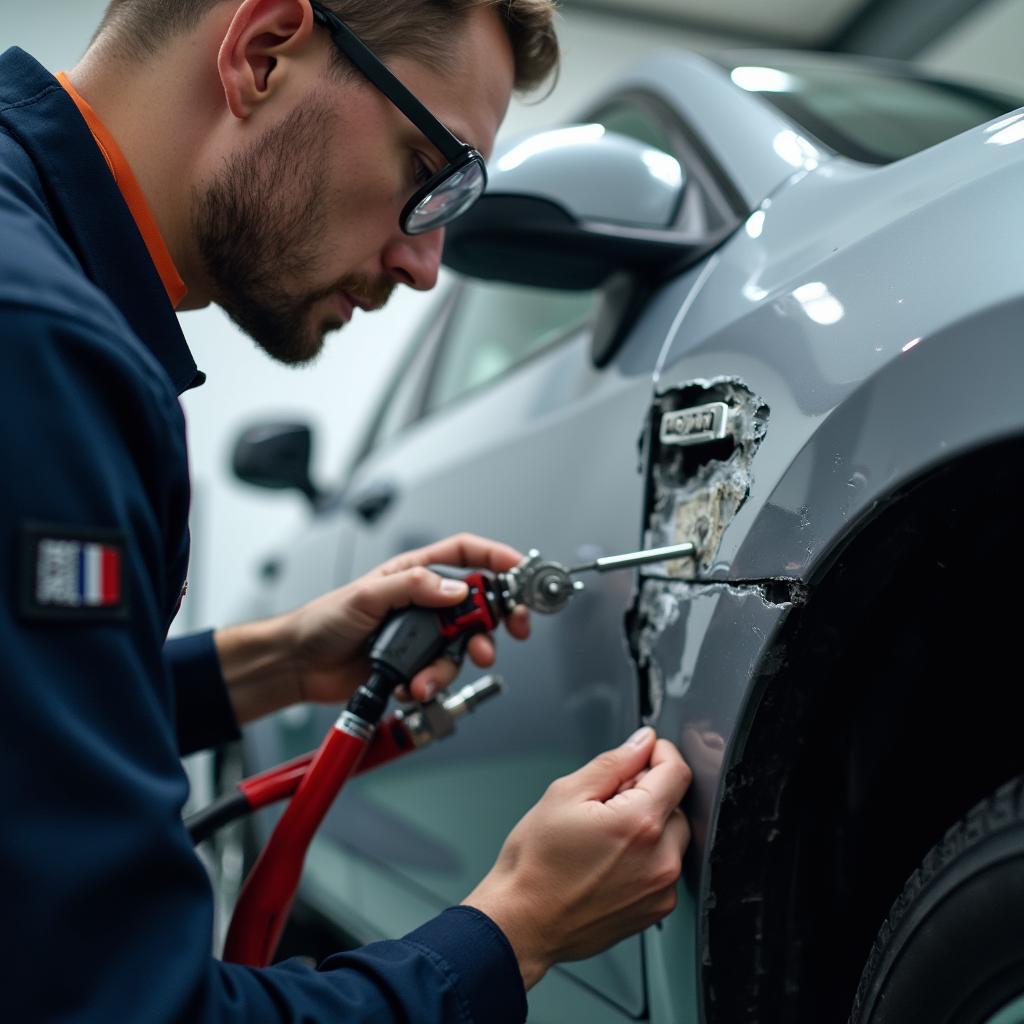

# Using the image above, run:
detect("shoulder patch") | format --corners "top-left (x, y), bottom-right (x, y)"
top-left (20, 522), bottom-right (129, 623)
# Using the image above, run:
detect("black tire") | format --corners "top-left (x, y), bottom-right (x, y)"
top-left (850, 776), bottom-right (1024, 1024)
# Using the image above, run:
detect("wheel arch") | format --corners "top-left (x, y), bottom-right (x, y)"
top-left (701, 433), bottom-right (1024, 1023)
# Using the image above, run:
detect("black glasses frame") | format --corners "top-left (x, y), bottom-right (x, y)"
top-left (309, 0), bottom-right (488, 234)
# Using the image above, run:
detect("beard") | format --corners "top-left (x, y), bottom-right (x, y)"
top-left (193, 96), bottom-right (393, 365)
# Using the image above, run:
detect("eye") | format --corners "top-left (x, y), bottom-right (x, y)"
top-left (412, 154), bottom-right (434, 187)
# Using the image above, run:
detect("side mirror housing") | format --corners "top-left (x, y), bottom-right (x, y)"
top-left (231, 422), bottom-right (322, 505)
top-left (444, 125), bottom-right (724, 289)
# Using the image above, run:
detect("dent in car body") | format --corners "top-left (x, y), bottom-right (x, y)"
top-left (643, 378), bottom-right (769, 576)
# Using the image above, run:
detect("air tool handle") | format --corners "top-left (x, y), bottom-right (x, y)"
top-left (365, 565), bottom-right (505, 687)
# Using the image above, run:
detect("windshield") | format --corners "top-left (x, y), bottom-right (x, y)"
top-left (723, 57), bottom-right (1024, 164)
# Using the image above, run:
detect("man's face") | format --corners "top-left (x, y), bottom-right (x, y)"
top-left (195, 6), bottom-right (515, 365)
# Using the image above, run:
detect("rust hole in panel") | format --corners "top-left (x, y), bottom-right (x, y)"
top-left (642, 377), bottom-right (769, 577)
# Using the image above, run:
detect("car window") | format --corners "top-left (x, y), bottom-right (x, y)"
top-left (725, 59), bottom-right (1024, 164)
top-left (594, 102), bottom-right (675, 153)
top-left (357, 286), bottom-right (458, 460)
top-left (419, 97), bottom-right (724, 417)
top-left (423, 280), bottom-right (598, 415)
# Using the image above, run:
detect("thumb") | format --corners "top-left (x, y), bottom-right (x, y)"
top-left (567, 727), bottom-right (657, 801)
top-left (351, 566), bottom-right (469, 623)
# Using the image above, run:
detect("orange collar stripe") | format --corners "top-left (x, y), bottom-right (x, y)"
top-left (57, 72), bottom-right (187, 310)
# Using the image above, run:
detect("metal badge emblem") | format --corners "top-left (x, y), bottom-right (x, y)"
top-left (659, 401), bottom-right (729, 447)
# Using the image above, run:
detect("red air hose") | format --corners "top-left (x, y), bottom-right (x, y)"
top-left (222, 721), bottom-right (370, 965)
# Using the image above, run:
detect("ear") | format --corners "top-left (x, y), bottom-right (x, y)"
top-left (217, 0), bottom-right (315, 119)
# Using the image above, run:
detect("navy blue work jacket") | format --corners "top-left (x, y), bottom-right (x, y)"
top-left (0, 47), bottom-right (526, 1023)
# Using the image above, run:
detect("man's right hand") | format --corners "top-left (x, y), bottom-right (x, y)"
top-left (462, 727), bottom-right (692, 989)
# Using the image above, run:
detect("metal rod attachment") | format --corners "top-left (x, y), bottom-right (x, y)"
top-left (570, 541), bottom-right (697, 575)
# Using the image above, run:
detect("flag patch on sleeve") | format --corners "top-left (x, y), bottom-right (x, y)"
top-left (20, 523), bottom-right (129, 622)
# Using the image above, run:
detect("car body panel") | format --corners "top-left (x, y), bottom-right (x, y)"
top-left (655, 115), bottom-right (1024, 580)
top-left (632, 100), bottom-right (1024, 1022)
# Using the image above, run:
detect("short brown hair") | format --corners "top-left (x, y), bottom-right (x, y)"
top-left (94, 0), bottom-right (560, 93)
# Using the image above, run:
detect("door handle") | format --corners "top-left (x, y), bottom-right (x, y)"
top-left (350, 481), bottom-right (397, 523)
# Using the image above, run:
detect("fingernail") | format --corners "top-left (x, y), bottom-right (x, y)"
top-left (625, 726), bottom-right (654, 748)
top-left (440, 579), bottom-right (469, 597)
top-left (422, 681), bottom-right (436, 699)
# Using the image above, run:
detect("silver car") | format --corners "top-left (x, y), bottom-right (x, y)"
top-left (231, 48), bottom-right (1024, 1024)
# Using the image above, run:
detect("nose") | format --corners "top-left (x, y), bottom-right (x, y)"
top-left (382, 226), bottom-right (445, 291)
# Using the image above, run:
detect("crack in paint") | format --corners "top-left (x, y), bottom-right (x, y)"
top-left (628, 576), bottom-right (804, 725)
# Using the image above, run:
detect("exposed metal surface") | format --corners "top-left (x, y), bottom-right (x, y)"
top-left (501, 550), bottom-right (582, 614)
top-left (659, 401), bottom-right (729, 447)
top-left (644, 379), bottom-right (769, 576)
top-left (572, 541), bottom-right (699, 574)
top-left (336, 710), bottom-right (374, 742)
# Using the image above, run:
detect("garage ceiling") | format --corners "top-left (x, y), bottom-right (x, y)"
top-left (561, 0), bottom-right (998, 55)
top-left (567, 0), bottom-right (864, 45)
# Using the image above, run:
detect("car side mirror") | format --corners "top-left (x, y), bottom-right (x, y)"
top-left (231, 422), bottom-right (323, 506)
top-left (443, 125), bottom-right (726, 289)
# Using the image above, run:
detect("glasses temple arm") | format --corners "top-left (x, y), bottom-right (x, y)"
top-left (311, 4), bottom-right (469, 162)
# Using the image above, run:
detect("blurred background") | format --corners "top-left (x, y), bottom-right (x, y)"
top-left (6, 0), bottom-right (1023, 632)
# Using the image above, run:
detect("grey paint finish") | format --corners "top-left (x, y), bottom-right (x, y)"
top-left (655, 110), bottom-right (1024, 583)
top-left (491, 126), bottom-right (685, 228)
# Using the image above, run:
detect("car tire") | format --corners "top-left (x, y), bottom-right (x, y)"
top-left (850, 776), bottom-right (1024, 1024)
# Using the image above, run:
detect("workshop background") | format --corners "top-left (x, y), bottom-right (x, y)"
top-left (6, 0), bottom-right (1023, 634)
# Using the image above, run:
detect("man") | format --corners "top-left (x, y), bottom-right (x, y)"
top-left (0, 1), bottom-right (692, 1020)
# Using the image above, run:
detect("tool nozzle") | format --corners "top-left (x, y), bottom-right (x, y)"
top-left (441, 674), bottom-right (505, 717)
top-left (570, 541), bottom-right (698, 575)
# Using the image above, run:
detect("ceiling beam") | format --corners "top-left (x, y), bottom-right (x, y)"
top-left (829, 0), bottom-right (998, 58)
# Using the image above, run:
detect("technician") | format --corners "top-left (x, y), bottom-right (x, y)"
top-left (0, 1), bottom-right (692, 1021)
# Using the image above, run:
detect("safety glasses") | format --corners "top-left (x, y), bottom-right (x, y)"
top-left (310, 1), bottom-right (488, 235)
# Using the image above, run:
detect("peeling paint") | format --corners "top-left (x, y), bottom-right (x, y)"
top-left (643, 377), bottom-right (770, 577)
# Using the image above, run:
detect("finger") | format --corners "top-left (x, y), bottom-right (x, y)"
top-left (504, 605), bottom-right (531, 641)
top-left (615, 769), bottom-right (643, 795)
top-left (564, 727), bottom-right (657, 801)
top-left (634, 740), bottom-right (693, 820)
top-left (663, 807), bottom-right (690, 855)
top-left (615, 768), bottom-right (650, 795)
top-left (349, 565), bottom-right (470, 623)
top-left (379, 533), bottom-right (524, 576)
top-left (466, 633), bottom-right (496, 668)
top-left (408, 656), bottom-right (461, 701)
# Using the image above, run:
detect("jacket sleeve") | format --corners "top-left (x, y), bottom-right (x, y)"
top-left (0, 303), bottom-right (527, 1024)
top-left (166, 631), bottom-right (241, 755)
